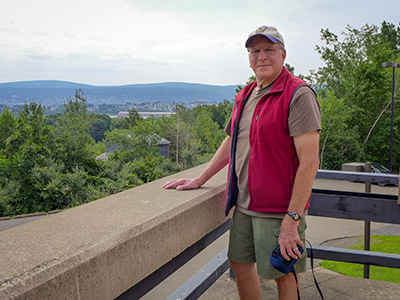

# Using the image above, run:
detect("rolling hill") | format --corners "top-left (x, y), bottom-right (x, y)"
top-left (0, 80), bottom-right (238, 105)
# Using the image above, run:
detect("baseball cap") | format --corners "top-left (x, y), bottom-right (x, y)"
top-left (245, 26), bottom-right (285, 49)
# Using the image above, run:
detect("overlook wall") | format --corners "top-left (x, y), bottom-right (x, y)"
top-left (0, 164), bottom-right (229, 300)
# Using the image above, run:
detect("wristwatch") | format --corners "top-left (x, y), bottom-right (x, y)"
top-left (286, 211), bottom-right (301, 221)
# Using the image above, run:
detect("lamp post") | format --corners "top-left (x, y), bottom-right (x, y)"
top-left (382, 62), bottom-right (400, 171)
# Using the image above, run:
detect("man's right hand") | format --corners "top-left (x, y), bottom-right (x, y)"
top-left (162, 178), bottom-right (201, 191)
top-left (163, 137), bottom-right (232, 192)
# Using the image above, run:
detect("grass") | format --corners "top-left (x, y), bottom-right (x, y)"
top-left (319, 235), bottom-right (400, 284)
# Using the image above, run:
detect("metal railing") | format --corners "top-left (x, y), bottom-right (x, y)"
top-left (120, 169), bottom-right (400, 300)
top-left (116, 220), bottom-right (231, 300)
top-left (315, 169), bottom-right (399, 187)
top-left (311, 169), bottom-right (400, 278)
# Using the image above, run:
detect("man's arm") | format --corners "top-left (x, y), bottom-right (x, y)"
top-left (163, 136), bottom-right (231, 190)
top-left (278, 130), bottom-right (320, 260)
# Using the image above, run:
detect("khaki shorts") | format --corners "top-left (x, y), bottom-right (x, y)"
top-left (227, 209), bottom-right (307, 279)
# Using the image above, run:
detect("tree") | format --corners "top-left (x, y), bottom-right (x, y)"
top-left (5, 102), bottom-right (54, 158)
top-left (235, 75), bottom-right (256, 94)
top-left (121, 107), bottom-right (141, 129)
top-left (45, 113), bottom-right (62, 127)
top-left (312, 22), bottom-right (400, 169)
top-left (54, 90), bottom-right (97, 173)
top-left (379, 21), bottom-right (400, 56)
top-left (105, 121), bottom-right (160, 163)
top-left (319, 92), bottom-right (363, 169)
top-left (205, 100), bottom-right (234, 130)
top-left (0, 107), bottom-right (16, 151)
top-left (1, 102), bottom-right (56, 214)
top-left (90, 114), bottom-right (112, 142)
top-left (191, 105), bottom-right (225, 154)
top-left (172, 103), bottom-right (188, 163)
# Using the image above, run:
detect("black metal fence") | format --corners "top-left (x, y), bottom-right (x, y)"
top-left (309, 170), bottom-right (400, 273)
top-left (119, 170), bottom-right (400, 300)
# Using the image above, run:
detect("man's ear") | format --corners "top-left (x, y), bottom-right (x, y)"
top-left (282, 49), bottom-right (287, 61)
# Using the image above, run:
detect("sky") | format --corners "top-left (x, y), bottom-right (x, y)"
top-left (0, 0), bottom-right (399, 87)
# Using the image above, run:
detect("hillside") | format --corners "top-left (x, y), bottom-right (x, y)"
top-left (0, 80), bottom-right (238, 105)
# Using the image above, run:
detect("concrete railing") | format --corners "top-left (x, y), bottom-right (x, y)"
top-left (0, 164), bottom-right (230, 300)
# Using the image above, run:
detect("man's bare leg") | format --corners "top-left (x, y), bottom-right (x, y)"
top-left (275, 272), bottom-right (300, 300)
top-left (230, 261), bottom-right (261, 300)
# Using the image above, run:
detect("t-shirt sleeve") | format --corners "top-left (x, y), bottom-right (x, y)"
top-left (224, 114), bottom-right (233, 136)
top-left (288, 86), bottom-right (321, 137)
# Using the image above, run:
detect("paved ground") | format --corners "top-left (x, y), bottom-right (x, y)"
top-left (0, 211), bottom-right (61, 232)
top-left (200, 265), bottom-right (400, 300)
top-left (0, 215), bottom-right (46, 232)
top-left (145, 178), bottom-right (400, 299)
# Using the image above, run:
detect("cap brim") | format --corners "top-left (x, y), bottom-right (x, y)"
top-left (245, 34), bottom-right (280, 47)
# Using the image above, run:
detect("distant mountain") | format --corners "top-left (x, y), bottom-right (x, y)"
top-left (0, 80), bottom-right (238, 105)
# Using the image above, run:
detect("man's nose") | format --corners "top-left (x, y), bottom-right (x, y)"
top-left (258, 49), bottom-right (268, 59)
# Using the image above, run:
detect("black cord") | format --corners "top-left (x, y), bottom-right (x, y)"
top-left (306, 240), bottom-right (324, 299)
top-left (291, 241), bottom-right (324, 300)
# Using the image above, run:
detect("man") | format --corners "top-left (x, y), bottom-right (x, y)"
top-left (163, 25), bottom-right (321, 300)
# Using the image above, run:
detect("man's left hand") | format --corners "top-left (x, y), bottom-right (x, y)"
top-left (278, 216), bottom-right (304, 261)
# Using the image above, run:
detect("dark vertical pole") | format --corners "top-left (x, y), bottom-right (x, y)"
top-left (364, 162), bottom-right (371, 279)
top-left (389, 65), bottom-right (395, 172)
top-left (398, 169), bottom-right (400, 205)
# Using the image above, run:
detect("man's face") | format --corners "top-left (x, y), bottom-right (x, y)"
top-left (248, 36), bottom-right (286, 86)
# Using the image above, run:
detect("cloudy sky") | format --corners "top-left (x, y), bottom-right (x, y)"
top-left (0, 0), bottom-right (398, 86)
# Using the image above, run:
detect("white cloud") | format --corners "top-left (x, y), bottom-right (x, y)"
top-left (0, 0), bottom-right (399, 85)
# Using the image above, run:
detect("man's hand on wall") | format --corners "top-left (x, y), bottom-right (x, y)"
top-left (163, 178), bottom-right (202, 191)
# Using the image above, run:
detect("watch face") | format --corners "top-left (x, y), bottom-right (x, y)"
top-left (288, 212), bottom-right (301, 221)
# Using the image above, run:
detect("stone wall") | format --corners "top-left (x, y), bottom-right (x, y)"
top-left (0, 164), bottom-right (229, 300)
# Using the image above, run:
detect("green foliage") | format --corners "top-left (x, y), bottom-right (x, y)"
top-left (313, 22), bottom-right (400, 169)
top-left (5, 102), bottom-right (55, 158)
top-left (104, 123), bottom-right (159, 163)
top-left (235, 75), bottom-right (256, 94)
top-left (45, 113), bottom-right (62, 126)
top-left (0, 106), bottom-right (16, 151)
top-left (54, 90), bottom-right (97, 173)
top-left (91, 142), bottom-right (106, 156)
top-left (90, 114), bottom-right (112, 142)
top-left (164, 103), bottom-right (227, 165)
top-left (319, 92), bottom-right (363, 169)
top-left (320, 235), bottom-right (400, 284)
top-left (31, 159), bottom-right (66, 210)
top-left (120, 107), bottom-right (142, 129)
top-left (191, 106), bottom-right (225, 153)
top-left (0, 180), bottom-right (19, 216)
top-left (285, 63), bottom-right (295, 75)
top-left (123, 156), bottom-right (164, 183)
top-left (110, 117), bottom-right (125, 130)
top-left (205, 100), bottom-right (234, 130)
top-left (158, 158), bottom-right (186, 176)
top-left (0, 88), bottom-right (230, 216)
top-left (0, 92), bottom-right (105, 216)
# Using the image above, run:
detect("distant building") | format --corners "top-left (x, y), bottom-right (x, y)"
top-left (114, 111), bottom-right (173, 119)
top-left (139, 112), bottom-right (173, 119)
top-left (157, 138), bottom-right (171, 158)
top-left (196, 99), bottom-right (208, 104)
top-left (116, 112), bottom-right (129, 117)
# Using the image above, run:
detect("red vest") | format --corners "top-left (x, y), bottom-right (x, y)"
top-left (225, 67), bottom-right (314, 215)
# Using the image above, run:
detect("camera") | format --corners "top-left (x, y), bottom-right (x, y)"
top-left (270, 244), bottom-right (304, 274)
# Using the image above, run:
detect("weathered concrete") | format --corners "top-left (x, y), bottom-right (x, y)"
top-left (0, 164), bottom-right (230, 300)
top-left (201, 267), bottom-right (400, 300)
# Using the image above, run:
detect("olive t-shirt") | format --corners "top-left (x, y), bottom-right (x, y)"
top-left (224, 84), bottom-right (321, 218)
